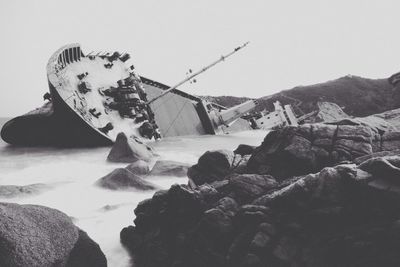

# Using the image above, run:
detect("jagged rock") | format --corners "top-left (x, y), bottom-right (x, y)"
top-left (0, 183), bottom-right (51, 198)
top-left (188, 149), bottom-right (236, 186)
top-left (247, 123), bottom-right (399, 180)
top-left (107, 132), bottom-right (156, 163)
top-left (148, 160), bottom-right (190, 177)
top-left (66, 229), bottom-right (107, 267)
top-left (96, 168), bottom-right (156, 190)
top-left (234, 144), bottom-right (257, 156)
top-left (125, 160), bottom-right (151, 175)
top-left (0, 203), bottom-right (106, 267)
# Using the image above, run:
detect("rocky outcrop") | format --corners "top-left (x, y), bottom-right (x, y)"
top-left (121, 153), bottom-right (400, 267)
top-left (96, 168), bottom-right (156, 191)
top-left (0, 183), bottom-right (51, 198)
top-left (107, 132), bottom-right (156, 163)
top-left (247, 123), bottom-right (400, 180)
top-left (0, 203), bottom-right (106, 267)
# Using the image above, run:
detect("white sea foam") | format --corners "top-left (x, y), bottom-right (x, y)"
top-left (0, 129), bottom-right (267, 266)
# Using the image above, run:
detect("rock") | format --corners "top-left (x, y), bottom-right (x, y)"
top-left (107, 132), bottom-right (156, 163)
top-left (96, 168), bottom-right (156, 191)
top-left (0, 183), bottom-right (51, 198)
top-left (200, 207), bottom-right (234, 235)
top-left (229, 174), bottom-right (278, 202)
top-left (234, 144), bottom-right (257, 156)
top-left (0, 202), bottom-right (79, 267)
top-left (314, 102), bottom-right (350, 123)
top-left (359, 156), bottom-right (400, 182)
top-left (188, 149), bottom-right (236, 186)
top-left (148, 160), bottom-right (190, 177)
top-left (250, 231), bottom-right (272, 250)
top-left (125, 160), bottom-right (151, 175)
top-left (382, 132), bottom-right (400, 151)
top-left (240, 253), bottom-right (262, 267)
top-left (199, 197), bottom-right (238, 236)
top-left (234, 155), bottom-right (251, 174)
top-left (66, 229), bottom-right (107, 267)
top-left (373, 108), bottom-right (400, 131)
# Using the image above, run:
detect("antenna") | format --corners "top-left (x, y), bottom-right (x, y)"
top-left (146, 42), bottom-right (250, 105)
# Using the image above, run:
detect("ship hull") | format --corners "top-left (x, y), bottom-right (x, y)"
top-left (1, 83), bottom-right (113, 147)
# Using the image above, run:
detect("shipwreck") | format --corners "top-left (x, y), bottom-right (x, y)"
top-left (1, 43), bottom-right (257, 146)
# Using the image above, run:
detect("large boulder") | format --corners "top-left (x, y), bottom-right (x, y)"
top-left (107, 132), bottom-right (156, 163)
top-left (96, 168), bottom-right (156, 191)
top-left (247, 123), bottom-right (400, 180)
top-left (0, 203), bottom-right (106, 267)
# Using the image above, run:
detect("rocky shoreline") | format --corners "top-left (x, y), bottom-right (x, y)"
top-left (120, 121), bottom-right (400, 267)
top-left (1, 119), bottom-right (400, 266)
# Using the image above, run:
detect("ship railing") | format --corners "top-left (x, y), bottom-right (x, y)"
top-left (48, 44), bottom-right (84, 72)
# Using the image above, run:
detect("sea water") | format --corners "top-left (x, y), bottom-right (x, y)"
top-left (0, 118), bottom-right (267, 266)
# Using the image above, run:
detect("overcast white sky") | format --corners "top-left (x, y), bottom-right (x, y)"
top-left (1, 0), bottom-right (400, 116)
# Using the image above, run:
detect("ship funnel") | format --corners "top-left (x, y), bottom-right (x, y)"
top-left (216, 100), bottom-right (258, 126)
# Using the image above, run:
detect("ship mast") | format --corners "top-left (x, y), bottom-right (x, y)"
top-left (146, 41), bottom-right (250, 105)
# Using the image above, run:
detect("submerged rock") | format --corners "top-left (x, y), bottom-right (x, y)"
top-left (125, 160), bottom-right (151, 175)
top-left (0, 183), bottom-right (51, 198)
top-left (107, 132), bottom-right (156, 163)
top-left (148, 160), bottom-right (190, 177)
top-left (0, 203), bottom-right (106, 267)
top-left (96, 168), bottom-right (156, 191)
